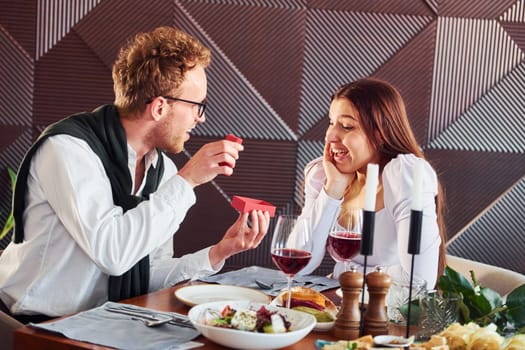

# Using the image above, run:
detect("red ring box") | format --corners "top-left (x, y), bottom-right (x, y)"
top-left (231, 195), bottom-right (276, 217)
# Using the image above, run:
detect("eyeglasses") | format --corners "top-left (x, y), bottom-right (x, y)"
top-left (162, 96), bottom-right (207, 118)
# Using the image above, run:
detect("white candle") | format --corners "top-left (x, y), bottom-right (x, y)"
top-left (364, 163), bottom-right (379, 211)
top-left (411, 158), bottom-right (424, 211)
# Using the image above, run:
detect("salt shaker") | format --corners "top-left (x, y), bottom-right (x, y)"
top-left (364, 266), bottom-right (391, 336)
top-left (333, 266), bottom-right (363, 340)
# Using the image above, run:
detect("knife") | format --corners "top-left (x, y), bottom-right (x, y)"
top-left (105, 305), bottom-right (192, 324)
top-left (105, 307), bottom-right (161, 321)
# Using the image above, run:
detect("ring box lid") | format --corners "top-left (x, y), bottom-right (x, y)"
top-left (225, 134), bottom-right (243, 144)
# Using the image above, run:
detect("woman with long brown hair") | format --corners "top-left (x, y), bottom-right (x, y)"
top-left (297, 78), bottom-right (446, 288)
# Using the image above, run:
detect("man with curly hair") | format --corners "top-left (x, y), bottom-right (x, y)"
top-left (0, 26), bottom-right (270, 323)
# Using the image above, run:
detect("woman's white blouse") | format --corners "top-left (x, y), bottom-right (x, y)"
top-left (297, 154), bottom-right (441, 288)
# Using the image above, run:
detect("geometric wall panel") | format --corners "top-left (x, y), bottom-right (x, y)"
top-left (437, 0), bottom-right (519, 18)
top-left (35, 0), bottom-right (101, 59)
top-left (0, 129), bottom-right (32, 172)
top-left (447, 178), bottom-right (525, 273)
top-left (300, 9), bottom-right (433, 135)
top-left (0, 0), bottom-right (36, 58)
top-left (500, 21), bottom-right (525, 51)
top-left (302, 18), bottom-right (438, 144)
top-left (309, 0), bottom-right (433, 14)
top-left (0, 26), bottom-right (34, 126)
top-left (301, 8), bottom-right (441, 150)
top-left (182, 1), bottom-right (306, 134)
top-left (428, 17), bottom-right (524, 140)
top-left (0, 125), bottom-right (25, 154)
top-left (200, 59), bottom-right (299, 141)
top-left (175, 1), bottom-right (300, 141)
top-left (34, 30), bottom-right (114, 126)
top-left (428, 62), bottom-right (525, 153)
top-left (426, 149), bottom-right (525, 239)
top-left (373, 19), bottom-right (437, 145)
top-left (500, 0), bottom-right (525, 22)
top-left (75, 0), bottom-right (176, 68)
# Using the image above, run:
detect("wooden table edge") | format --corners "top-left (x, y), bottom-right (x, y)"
top-left (14, 282), bottom-right (341, 349)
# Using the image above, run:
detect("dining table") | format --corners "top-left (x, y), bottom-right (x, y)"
top-left (13, 280), bottom-right (342, 349)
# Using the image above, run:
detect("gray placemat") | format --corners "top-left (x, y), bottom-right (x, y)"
top-left (30, 302), bottom-right (202, 350)
top-left (200, 265), bottom-right (340, 296)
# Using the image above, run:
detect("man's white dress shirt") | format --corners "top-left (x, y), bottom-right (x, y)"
top-left (0, 135), bottom-right (221, 316)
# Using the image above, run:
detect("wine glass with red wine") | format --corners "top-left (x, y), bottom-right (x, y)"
top-left (327, 208), bottom-right (363, 272)
top-left (270, 214), bottom-right (312, 308)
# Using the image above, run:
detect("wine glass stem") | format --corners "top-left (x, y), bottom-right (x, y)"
top-left (286, 276), bottom-right (293, 308)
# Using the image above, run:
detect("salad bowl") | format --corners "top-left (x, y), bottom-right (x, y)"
top-left (187, 300), bottom-right (316, 349)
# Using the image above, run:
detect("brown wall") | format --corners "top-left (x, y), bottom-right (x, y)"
top-left (1, 0), bottom-right (524, 274)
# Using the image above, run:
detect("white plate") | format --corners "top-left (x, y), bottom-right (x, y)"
top-left (270, 287), bottom-right (338, 332)
top-left (175, 284), bottom-right (271, 307)
top-left (312, 319), bottom-right (335, 332)
top-left (188, 300), bottom-right (316, 349)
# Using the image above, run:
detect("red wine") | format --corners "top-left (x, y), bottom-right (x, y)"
top-left (328, 231), bottom-right (361, 261)
top-left (271, 248), bottom-right (312, 275)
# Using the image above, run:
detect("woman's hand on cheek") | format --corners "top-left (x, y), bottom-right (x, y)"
top-left (322, 143), bottom-right (351, 199)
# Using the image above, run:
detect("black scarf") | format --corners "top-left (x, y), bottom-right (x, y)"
top-left (13, 104), bottom-right (164, 301)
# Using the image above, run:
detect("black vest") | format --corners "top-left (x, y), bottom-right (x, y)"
top-left (12, 104), bottom-right (165, 301)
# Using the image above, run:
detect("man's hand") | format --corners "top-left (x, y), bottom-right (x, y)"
top-left (209, 210), bottom-right (270, 267)
top-left (177, 139), bottom-right (244, 188)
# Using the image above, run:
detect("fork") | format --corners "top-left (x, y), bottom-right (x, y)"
top-left (131, 316), bottom-right (195, 328)
top-left (255, 279), bottom-right (298, 290)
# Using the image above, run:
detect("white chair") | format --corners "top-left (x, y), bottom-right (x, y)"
top-left (0, 310), bottom-right (23, 350)
top-left (446, 254), bottom-right (525, 298)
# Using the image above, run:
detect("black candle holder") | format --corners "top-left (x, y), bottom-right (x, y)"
top-left (406, 209), bottom-right (423, 338)
top-left (359, 209), bottom-right (375, 336)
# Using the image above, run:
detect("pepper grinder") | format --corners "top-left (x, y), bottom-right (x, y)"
top-left (333, 266), bottom-right (363, 340)
top-left (363, 266), bottom-right (391, 336)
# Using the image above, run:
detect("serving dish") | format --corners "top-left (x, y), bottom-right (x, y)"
top-left (374, 335), bottom-right (414, 347)
top-left (315, 335), bottom-right (375, 350)
top-left (188, 300), bottom-right (316, 349)
top-left (175, 284), bottom-right (270, 307)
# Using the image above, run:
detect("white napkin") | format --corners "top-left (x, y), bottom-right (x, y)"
top-left (30, 302), bottom-right (202, 350)
top-left (200, 266), bottom-right (340, 296)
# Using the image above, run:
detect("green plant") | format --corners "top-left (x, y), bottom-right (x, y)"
top-left (0, 167), bottom-right (16, 241)
top-left (438, 265), bottom-right (525, 335)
